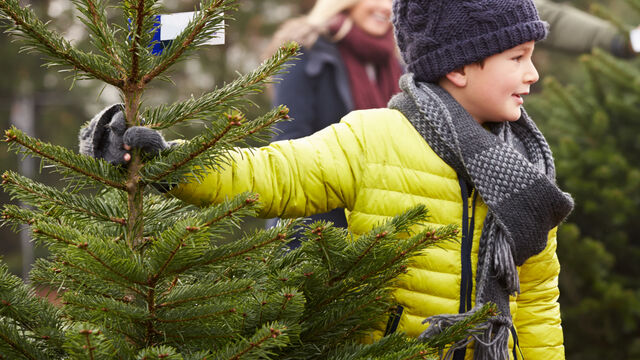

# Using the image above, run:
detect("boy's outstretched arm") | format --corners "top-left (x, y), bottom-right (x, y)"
top-left (514, 228), bottom-right (565, 360)
top-left (78, 104), bottom-right (365, 218)
top-left (169, 116), bottom-right (365, 218)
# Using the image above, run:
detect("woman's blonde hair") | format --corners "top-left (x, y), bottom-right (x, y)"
top-left (262, 0), bottom-right (360, 59)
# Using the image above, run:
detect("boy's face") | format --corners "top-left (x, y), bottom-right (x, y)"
top-left (449, 41), bottom-right (539, 124)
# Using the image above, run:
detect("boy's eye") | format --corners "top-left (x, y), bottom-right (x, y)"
top-left (512, 55), bottom-right (522, 61)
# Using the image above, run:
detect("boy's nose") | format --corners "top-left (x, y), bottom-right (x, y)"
top-left (524, 62), bottom-right (539, 84)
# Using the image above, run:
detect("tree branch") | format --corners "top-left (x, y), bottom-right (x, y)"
top-left (197, 217), bottom-right (293, 270)
top-left (147, 122), bottom-right (234, 183)
top-left (5, 128), bottom-right (127, 191)
top-left (0, 0), bottom-right (124, 87)
top-left (228, 327), bottom-right (284, 360)
top-left (154, 307), bottom-right (232, 323)
top-left (34, 226), bottom-right (147, 289)
top-left (2, 174), bottom-right (126, 226)
top-left (0, 331), bottom-right (39, 360)
top-left (145, 43), bottom-right (298, 130)
top-left (84, 0), bottom-right (126, 75)
top-left (157, 286), bottom-right (250, 309)
top-left (62, 301), bottom-right (140, 341)
top-left (327, 231), bottom-right (388, 287)
top-left (149, 197), bottom-right (257, 281)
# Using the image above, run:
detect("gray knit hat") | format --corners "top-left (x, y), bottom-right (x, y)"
top-left (393, 0), bottom-right (548, 83)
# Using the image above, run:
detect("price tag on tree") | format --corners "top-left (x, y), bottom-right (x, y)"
top-left (629, 27), bottom-right (640, 53)
top-left (151, 11), bottom-right (225, 55)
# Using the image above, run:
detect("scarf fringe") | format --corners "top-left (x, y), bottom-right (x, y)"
top-left (493, 230), bottom-right (520, 295)
top-left (419, 310), bottom-right (510, 360)
top-left (473, 321), bottom-right (510, 360)
top-left (487, 219), bottom-right (520, 295)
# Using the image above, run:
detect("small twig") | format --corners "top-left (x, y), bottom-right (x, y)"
top-left (228, 328), bottom-right (283, 360)
top-left (147, 122), bottom-right (234, 182)
top-left (80, 330), bottom-right (96, 360)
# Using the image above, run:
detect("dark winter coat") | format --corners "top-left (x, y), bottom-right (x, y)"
top-left (270, 36), bottom-right (353, 228)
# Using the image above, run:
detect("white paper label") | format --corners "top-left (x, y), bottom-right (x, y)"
top-left (160, 11), bottom-right (225, 45)
top-left (629, 27), bottom-right (640, 53)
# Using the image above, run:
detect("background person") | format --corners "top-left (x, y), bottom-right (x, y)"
top-left (263, 0), bottom-right (401, 230)
top-left (537, 0), bottom-right (637, 58)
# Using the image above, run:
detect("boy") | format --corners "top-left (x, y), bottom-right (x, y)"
top-left (80, 0), bottom-right (573, 359)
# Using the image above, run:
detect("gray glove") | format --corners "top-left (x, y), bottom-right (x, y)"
top-left (79, 104), bottom-right (169, 165)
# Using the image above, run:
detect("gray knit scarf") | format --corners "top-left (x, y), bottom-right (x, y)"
top-left (388, 74), bottom-right (574, 359)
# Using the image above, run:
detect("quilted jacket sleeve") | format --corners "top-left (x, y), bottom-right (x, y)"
top-left (514, 228), bottom-right (565, 360)
top-left (169, 114), bottom-right (366, 218)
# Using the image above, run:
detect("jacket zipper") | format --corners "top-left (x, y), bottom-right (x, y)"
top-left (454, 177), bottom-right (477, 360)
top-left (384, 178), bottom-right (480, 346)
top-left (457, 180), bottom-right (522, 359)
top-left (458, 177), bottom-right (476, 313)
top-left (511, 326), bottom-right (524, 359)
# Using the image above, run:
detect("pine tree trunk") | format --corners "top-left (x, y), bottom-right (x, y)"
top-left (123, 88), bottom-right (145, 247)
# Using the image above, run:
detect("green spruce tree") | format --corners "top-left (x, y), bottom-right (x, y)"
top-left (0, 0), bottom-right (491, 358)
top-left (529, 2), bottom-right (640, 357)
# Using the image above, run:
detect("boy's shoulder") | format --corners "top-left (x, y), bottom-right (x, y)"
top-left (341, 107), bottom-right (407, 126)
top-left (338, 108), bottom-right (423, 145)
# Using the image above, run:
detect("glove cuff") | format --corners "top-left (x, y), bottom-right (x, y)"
top-left (79, 104), bottom-right (124, 158)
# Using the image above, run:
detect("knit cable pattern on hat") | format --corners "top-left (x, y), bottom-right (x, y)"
top-left (392, 0), bottom-right (549, 83)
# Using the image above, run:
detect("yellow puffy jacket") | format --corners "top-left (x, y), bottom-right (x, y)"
top-left (171, 108), bottom-right (565, 360)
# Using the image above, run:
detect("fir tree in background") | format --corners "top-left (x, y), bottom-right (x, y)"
top-left (530, 2), bottom-right (640, 356)
top-left (0, 0), bottom-right (489, 358)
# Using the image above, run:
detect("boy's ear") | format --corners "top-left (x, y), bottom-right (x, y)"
top-left (444, 67), bottom-right (468, 87)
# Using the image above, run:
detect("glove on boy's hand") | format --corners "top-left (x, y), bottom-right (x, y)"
top-left (79, 104), bottom-right (169, 165)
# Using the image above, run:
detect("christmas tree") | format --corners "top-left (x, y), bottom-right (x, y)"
top-left (529, 2), bottom-right (640, 356)
top-left (0, 0), bottom-right (489, 358)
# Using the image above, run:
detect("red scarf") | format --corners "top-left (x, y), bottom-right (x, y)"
top-left (334, 21), bottom-right (402, 110)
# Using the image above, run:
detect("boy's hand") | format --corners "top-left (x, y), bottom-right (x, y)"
top-left (79, 104), bottom-right (169, 165)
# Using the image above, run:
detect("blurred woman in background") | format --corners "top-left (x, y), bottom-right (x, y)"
top-left (263, 0), bottom-right (401, 230)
